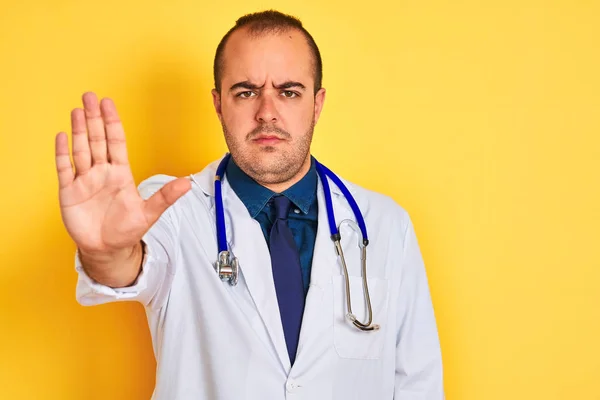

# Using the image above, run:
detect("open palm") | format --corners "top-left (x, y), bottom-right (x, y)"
top-left (55, 92), bottom-right (190, 256)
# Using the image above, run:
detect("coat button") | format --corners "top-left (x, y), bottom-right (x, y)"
top-left (286, 379), bottom-right (301, 393)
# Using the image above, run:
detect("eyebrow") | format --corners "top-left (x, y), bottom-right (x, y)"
top-left (229, 80), bottom-right (306, 92)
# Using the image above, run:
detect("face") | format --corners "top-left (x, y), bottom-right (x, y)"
top-left (212, 27), bottom-right (326, 187)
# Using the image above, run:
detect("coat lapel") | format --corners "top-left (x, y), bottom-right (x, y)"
top-left (190, 158), bottom-right (291, 371)
top-left (221, 179), bottom-right (292, 371)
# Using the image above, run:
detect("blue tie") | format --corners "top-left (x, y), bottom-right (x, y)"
top-left (270, 195), bottom-right (305, 365)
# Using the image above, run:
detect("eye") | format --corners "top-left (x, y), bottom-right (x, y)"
top-left (236, 91), bottom-right (256, 98)
top-left (281, 90), bottom-right (299, 98)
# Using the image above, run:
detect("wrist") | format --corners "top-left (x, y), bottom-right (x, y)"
top-left (79, 242), bottom-right (144, 287)
top-left (79, 244), bottom-right (137, 265)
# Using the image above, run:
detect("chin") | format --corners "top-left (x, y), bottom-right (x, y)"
top-left (249, 147), bottom-right (285, 164)
top-left (251, 157), bottom-right (286, 175)
top-left (246, 155), bottom-right (296, 183)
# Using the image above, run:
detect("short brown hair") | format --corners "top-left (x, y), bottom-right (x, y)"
top-left (213, 10), bottom-right (323, 95)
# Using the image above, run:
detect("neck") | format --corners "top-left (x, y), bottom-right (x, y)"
top-left (260, 154), bottom-right (312, 193)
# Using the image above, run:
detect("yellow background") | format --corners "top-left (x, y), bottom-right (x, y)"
top-left (1, 0), bottom-right (598, 398)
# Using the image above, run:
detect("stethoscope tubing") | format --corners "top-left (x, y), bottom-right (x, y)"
top-left (212, 153), bottom-right (378, 331)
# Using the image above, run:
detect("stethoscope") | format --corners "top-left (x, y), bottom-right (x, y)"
top-left (213, 153), bottom-right (380, 332)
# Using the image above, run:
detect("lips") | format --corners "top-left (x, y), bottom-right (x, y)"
top-left (252, 135), bottom-right (284, 145)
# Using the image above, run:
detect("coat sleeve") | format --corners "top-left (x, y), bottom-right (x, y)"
top-left (74, 174), bottom-right (182, 311)
top-left (394, 213), bottom-right (445, 399)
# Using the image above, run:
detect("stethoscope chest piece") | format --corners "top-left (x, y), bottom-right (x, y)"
top-left (216, 250), bottom-right (239, 286)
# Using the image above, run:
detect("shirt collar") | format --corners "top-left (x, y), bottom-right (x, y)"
top-left (281, 158), bottom-right (317, 215)
top-left (225, 156), bottom-right (318, 218)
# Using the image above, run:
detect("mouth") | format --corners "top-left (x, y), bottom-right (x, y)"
top-left (251, 135), bottom-right (285, 146)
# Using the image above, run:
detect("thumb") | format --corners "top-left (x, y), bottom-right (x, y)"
top-left (143, 177), bottom-right (191, 226)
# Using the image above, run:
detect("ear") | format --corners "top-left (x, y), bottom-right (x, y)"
top-left (313, 87), bottom-right (326, 124)
top-left (211, 89), bottom-right (223, 123)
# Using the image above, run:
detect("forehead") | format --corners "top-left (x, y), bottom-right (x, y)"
top-left (221, 27), bottom-right (314, 86)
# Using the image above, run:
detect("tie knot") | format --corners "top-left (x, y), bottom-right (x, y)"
top-left (273, 195), bottom-right (292, 220)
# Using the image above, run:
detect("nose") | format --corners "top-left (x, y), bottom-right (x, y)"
top-left (255, 95), bottom-right (279, 124)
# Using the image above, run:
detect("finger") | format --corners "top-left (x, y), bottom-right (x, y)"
top-left (55, 132), bottom-right (74, 188)
top-left (100, 98), bottom-right (129, 165)
top-left (143, 178), bottom-right (191, 226)
top-left (71, 108), bottom-right (91, 175)
top-left (82, 92), bottom-right (108, 165)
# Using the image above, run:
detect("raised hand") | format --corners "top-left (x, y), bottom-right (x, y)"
top-left (55, 92), bottom-right (190, 267)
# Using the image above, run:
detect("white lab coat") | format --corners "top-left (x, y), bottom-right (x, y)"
top-left (75, 157), bottom-right (444, 399)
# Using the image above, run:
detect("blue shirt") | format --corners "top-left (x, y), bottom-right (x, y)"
top-left (225, 157), bottom-right (318, 296)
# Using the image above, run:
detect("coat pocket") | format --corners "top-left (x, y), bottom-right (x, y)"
top-left (332, 274), bottom-right (389, 359)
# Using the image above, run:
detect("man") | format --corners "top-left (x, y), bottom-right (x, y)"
top-left (55, 10), bottom-right (444, 399)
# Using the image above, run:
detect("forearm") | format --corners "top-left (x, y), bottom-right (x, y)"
top-left (79, 241), bottom-right (144, 288)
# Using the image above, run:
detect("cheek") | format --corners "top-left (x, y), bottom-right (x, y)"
top-left (289, 103), bottom-right (315, 130)
top-left (282, 98), bottom-right (314, 120)
top-left (222, 102), bottom-right (254, 131)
